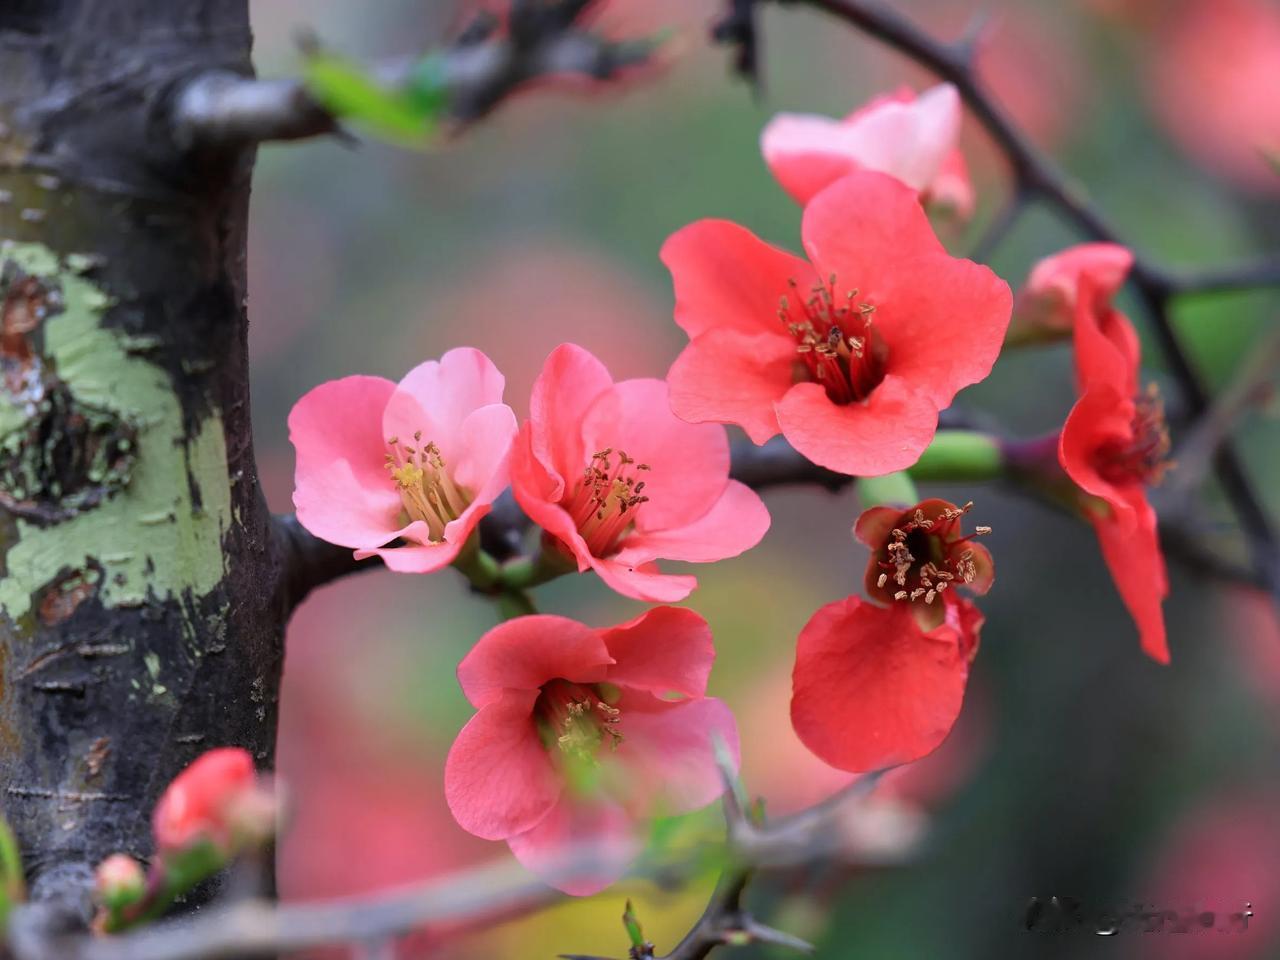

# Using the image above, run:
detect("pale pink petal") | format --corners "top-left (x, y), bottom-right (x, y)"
top-left (601, 606), bottom-right (715, 699)
top-left (289, 375), bottom-right (403, 549)
top-left (444, 690), bottom-right (561, 841)
top-left (760, 113), bottom-right (864, 204)
top-left (581, 378), bottom-right (730, 531)
top-left (612, 694), bottom-right (739, 817)
top-left (926, 149), bottom-right (975, 220)
top-left (776, 375), bottom-right (939, 477)
top-left (355, 536), bottom-right (463, 573)
top-left (383, 348), bottom-right (507, 463)
top-left (763, 85), bottom-right (962, 205)
top-left (612, 481), bottom-right (770, 566)
top-left (451, 403), bottom-right (518, 498)
top-left (667, 329), bottom-right (795, 444)
top-left (506, 795), bottom-right (639, 896)
top-left (456, 615), bottom-right (613, 708)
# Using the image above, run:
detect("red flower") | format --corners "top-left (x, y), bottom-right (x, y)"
top-left (792, 498), bottom-right (989, 772)
top-left (662, 171), bottom-right (1011, 476)
top-left (791, 594), bottom-right (983, 773)
top-left (1058, 278), bottom-right (1171, 663)
top-left (510, 343), bottom-right (770, 602)
top-left (443, 607), bottom-right (738, 895)
top-left (152, 748), bottom-right (262, 855)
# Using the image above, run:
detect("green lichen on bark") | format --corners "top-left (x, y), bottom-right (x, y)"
top-left (0, 241), bottom-right (232, 627)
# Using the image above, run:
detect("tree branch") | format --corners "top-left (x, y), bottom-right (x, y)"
top-left (9, 772), bottom-right (915, 960)
top-left (170, 4), bottom-right (658, 149)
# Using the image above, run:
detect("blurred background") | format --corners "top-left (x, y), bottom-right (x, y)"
top-left (244, 0), bottom-right (1280, 956)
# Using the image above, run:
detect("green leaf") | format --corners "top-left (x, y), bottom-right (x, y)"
top-left (303, 53), bottom-right (443, 145)
top-left (622, 899), bottom-right (647, 951)
top-left (0, 815), bottom-right (24, 933)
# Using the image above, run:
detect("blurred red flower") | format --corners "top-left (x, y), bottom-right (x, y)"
top-left (662, 171), bottom-right (1011, 476)
top-left (152, 748), bottom-right (261, 855)
top-left (511, 343), bottom-right (769, 602)
top-left (444, 606), bottom-right (738, 894)
top-left (1147, 0), bottom-right (1280, 193)
top-left (1011, 242), bottom-right (1135, 344)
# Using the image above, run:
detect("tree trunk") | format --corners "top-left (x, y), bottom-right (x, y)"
top-left (0, 0), bottom-right (282, 914)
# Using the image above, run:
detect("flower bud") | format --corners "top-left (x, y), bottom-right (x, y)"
top-left (94, 854), bottom-right (145, 910)
top-left (152, 747), bottom-right (259, 856)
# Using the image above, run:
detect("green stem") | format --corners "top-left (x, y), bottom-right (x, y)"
top-left (451, 542), bottom-right (501, 592)
top-left (497, 546), bottom-right (575, 592)
top-left (497, 589), bottom-right (537, 620)
top-left (907, 431), bottom-right (1005, 483)
top-left (856, 471), bottom-right (919, 509)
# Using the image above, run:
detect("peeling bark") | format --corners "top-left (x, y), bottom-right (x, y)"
top-left (0, 0), bottom-right (284, 914)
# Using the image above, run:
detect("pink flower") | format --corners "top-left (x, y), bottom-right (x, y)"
top-left (1010, 243), bottom-right (1135, 343)
top-left (662, 171), bottom-right (1012, 477)
top-left (153, 748), bottom-right (261, 855)
top-left (510, 344), bottom-right (770, 602)
top-left (761, 84), bottom-right (973, 217)
top-left (444, 607), bottom-right (739, 895)
top-left (289, 348), bottom-right (518, 573)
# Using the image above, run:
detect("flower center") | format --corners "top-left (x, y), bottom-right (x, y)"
top-left (779, 274), bottom-right (888, 404)
top-left (384, 431), bottom-right (472, 542)
top-left (876, 502), bottom-right (991, 605)
top-left (536, 679), bottom-right (623, 763)
top-left (1096, 384), bottom-right (1171, 486)
top-left (565, 448), bottom-right (651, 557)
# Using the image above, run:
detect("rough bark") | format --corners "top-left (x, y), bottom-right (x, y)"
top-left (0, 0), bottom-right (282, 914)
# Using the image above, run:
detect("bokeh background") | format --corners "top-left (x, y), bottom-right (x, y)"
top-left (244, 0), bottom-right (1280, 956)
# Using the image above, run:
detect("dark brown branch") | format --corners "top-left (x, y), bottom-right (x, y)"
top-left (171, 5), bottom-right (658, 149)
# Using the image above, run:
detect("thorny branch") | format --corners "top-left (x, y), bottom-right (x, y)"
top-left (171, 1), bottom-right (658, 148)
top-left (8, 770), bottom-right (911, 960)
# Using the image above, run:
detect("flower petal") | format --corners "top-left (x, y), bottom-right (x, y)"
top-left (601, 605), bottom-right (716, 699)
top-left (791, 596), bottom-right (969, 772)
top-left (506, 795), bottom-right (639, 896)
top-left (873, 253), bottom-right (1013, 411)
top-left (289, 375), bottom-right (403, 549)
top-left (1090, 489), bottom-right (1170, 664)
top-left (444, 690), bottom-right (562, 840)
top-left (667, 329), bottom-right (795, 444)
top-left (801, 170), bottom-right (945, 290)
top-left (457, 615), bottom-right (613, 708)
top-left (661, 219), bottom-right (817, 340)
top-left (610, 693), bottom-right (739, 816)
top-left (1059, 383), bottom-right (1139, 529)
top-left (581, 378), bottom-right (731, 531)
top-left (384, 348), bottom-right (507, 463)
top-left (588, 556), bottom-right (697, 603)
top-left (775, 375), bottom-right (939, 477)
top-left (760, 113), bottom-right (865, 205)
top-left (612, 480), bottom-right (770, 566)
top-left (527, 343), bottom-right (615, 498)
top-left (451, 402), bottom-right (518, 499)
